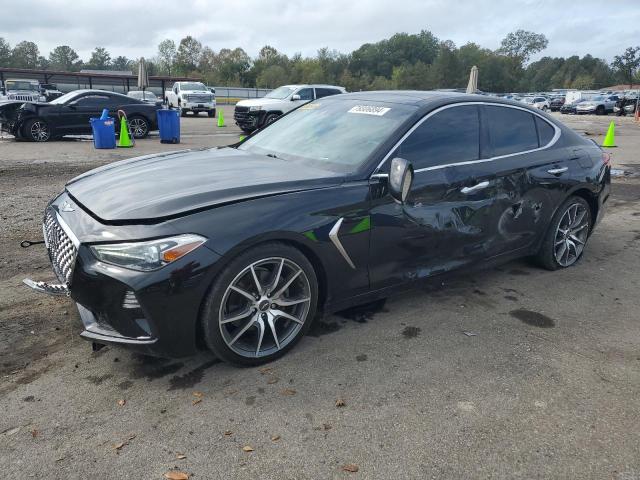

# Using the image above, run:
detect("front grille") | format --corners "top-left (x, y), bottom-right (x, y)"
top-left (9, 94), bottom-right (38, 102)
top-left (234, 106), bottom-right (250, 123)
top-left (43, 210), bottom-right (78, 285)
top-left (186, 94), bottom-right (212, 103)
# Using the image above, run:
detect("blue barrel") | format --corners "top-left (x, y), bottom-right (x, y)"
top-left (89, 117), bottom-right (116, 149)
top-left (157, 109), bottom-right (180, 144)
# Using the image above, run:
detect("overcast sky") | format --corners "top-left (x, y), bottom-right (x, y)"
top-left (1, 0), bottom-right (638, 63)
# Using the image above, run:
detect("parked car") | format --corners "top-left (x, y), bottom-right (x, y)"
top-left (613, 95), bottom-right (638, 115)
top-left (522, 96), bottom-right (550, 110)
top-left (0, 89), bottom-right (160, 141)
top-left (575, 95), bottom-right (619, 115)
top-left (234, 84), bottom-right (346, 132)
top-left (39, 83), bottom-right (64, 102)
top-left (560, 100), bottom-right (582, 114)
top-left (165, 81), bottom-right (216, 117)
top-left (23, 92), bottom-right (610, 365)
top-left (127, 90), bottom-right (161, 104)
top-left (0, 78), bottom-right (45, 102)
top-left (549, 96), bottom-right (565, 111)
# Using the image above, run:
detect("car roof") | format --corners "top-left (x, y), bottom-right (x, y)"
top-left (281, 84), bottom-right (346, 90)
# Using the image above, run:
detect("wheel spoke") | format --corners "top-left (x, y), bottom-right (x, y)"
top-left (556, 242), bottom-right (567, 262)
top-left (272, 309), bottom-right (304, 325)
top-left (272, 269), bottom-right (302, 299)
top-left (267, 316), bottom-right (280, 349)
top-left (255, 318), bottom-right (265, 355)
top-left (270, 259), bottom-right (284, 293)
top-left (221, 308), bottom-right (254, 324)
top-left (230, 285), bottom-right (256, 302)
top-left (229, 315), bottom-right (257, 346)
top-left (572, 224), bottom-right (588, 233)
top-left (569, 234), bottom-right (585, 245)
top-left (250, 265), bottom-right (263, 295)
top-left (274, 296), bottom-right (310, 307)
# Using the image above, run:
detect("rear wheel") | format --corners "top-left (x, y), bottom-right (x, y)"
top-left (202, 243), bottom-right (318, 366)
top-left (596, 105), bottom-right (605, 115)
top-left (23, 118), bottom-right (51, 142)
top-left (536, 196), bottom-right (592, 270)
top-left (128, 115), bottom-right (149, 139)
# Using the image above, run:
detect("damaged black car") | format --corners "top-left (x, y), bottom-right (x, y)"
top-left (24, 91), bottom-right (611, 365)
top-left (0, 89), bottom-right (160, 142)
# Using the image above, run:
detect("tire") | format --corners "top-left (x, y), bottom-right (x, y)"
top-left (23, 118), bottom-right (51, 142)
top-left (596, 105), bottom-right (605, 115)
top-left (208, 110), bottom-right (215, 118)
top-left (264, 113), bottom-right (280, 126)
top-left (201, 242), bottom-right (318, 366)
top-left (180, 108), bottom-right (188, 117)
top-left (128, 115), bottom-right (150, 139)
top-left (542, 105), bottom-right (548, 111)
top-left (535, 196), bottom-right (592, 271)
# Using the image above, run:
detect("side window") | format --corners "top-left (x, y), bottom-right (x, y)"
top-left (74, 95), bottom-right (110, 107)
top-left (394, 105), bottom-right (480, 170)
top-left (315, 88), bottom-right (341, 99)
top-left (485, 106), bottom-right (538, 156)
top-left (535, 116), bottom-right (555, 146)
top-left (296, 88), bottom-right (314, 100)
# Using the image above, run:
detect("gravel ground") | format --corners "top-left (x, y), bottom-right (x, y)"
top-left (1, 107), bottom-right (639, 479)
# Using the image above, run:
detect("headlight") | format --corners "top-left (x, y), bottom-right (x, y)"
top-left (249, 105), bottom-right (262, 111)
top-left (90, 234), bottom-right (206, 271)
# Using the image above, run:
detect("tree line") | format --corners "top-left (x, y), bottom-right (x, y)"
top-left (1, 31), bottom-right (639, 92)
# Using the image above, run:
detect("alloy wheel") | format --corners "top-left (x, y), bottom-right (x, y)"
top-left (218, 257), bottom-right (311, 358)
top-left (554, 203), bottom-right (590, 267)
top-left (129, 118), bottom-right (148, 138)
top-left (30, 121), bottom-right (50, 142)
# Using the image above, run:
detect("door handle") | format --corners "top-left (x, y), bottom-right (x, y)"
top-left (547, 167), bottom-right (568, 175)
top-left (460, 181), bottom-right (489, 194)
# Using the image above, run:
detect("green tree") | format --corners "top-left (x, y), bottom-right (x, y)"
top-left (612, 46), bottom-right (640, 88)
top-left (49, 45), bottom-right (80, 71)
top-left (0, 37), bottom-right (12, 66)
top-left (11, 41), bottom-right (40, 68)
top-left (87, 47), bottom-right (112, 69)
top-left (157, 39), bottom-right (177, 76)
top-left (111, 56), bottom-right (132, 71)
top-left (498, 30), bottom-right (548, 64)
top-left (257, 65), bottom-right (288, 88)
top-left (175, 36), bottom-right (202, 74)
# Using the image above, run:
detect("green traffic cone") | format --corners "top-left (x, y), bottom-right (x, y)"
top-left (217, 109), bottom-right (226, 127)
top-left (118, 118), bottom-right (133, 148)
top-left (602, 121), bottom-right (616, 148)
top-left (239, 135), bottom-right (246, 141)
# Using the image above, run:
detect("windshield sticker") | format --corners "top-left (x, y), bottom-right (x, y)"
top-left (348, 105), bottom-right (390, 116)
top-left (299, 103), bottom-right (321, 110)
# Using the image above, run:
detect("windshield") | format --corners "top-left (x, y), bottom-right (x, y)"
top-left (49, 91), bottom-right (83, 104)
top-left (180, 82), bottom-right (206, 90)
top-left (238, 98), bottom-right (416, 173)
top-left (6, 81), bottom-right (38, 91)
top-left (264, 87), bottom-right (295, 99)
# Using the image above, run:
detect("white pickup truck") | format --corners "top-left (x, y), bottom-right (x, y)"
top-left (165, 81), bottom-right (216, 117)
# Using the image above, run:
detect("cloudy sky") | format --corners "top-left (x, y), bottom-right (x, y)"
top-left (1, 0), bottom-right (638, 62)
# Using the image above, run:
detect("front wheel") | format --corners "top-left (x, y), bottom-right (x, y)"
top-left (535, 196), bottom-right (592, 270)
top-left (23, 118), bottom-right (51, 142)
top-left (202, 242), bottom-right (318, 366)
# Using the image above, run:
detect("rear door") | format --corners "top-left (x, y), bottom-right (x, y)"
top-left (481, 104), bottom-right (571, 254)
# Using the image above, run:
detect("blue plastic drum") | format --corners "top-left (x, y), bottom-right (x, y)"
top-left (157, 109), bottom-right (180, 144)
top-left (89, 117), bottom-right (116, 149)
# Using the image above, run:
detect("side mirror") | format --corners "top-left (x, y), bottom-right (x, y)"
top-left (389, 157), bottom-right (414, 203)
top-left (291, 94), bottom-right (301, 101)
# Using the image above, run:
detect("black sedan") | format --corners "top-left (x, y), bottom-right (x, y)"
top-left (24, 92), bottom-right (611, 365)
top-left (0, 89), bottom-right (160, 142)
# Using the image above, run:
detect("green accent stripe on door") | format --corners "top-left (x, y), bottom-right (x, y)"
top-left (303, 230), bottom-right (319, 242)
top-left (349, 216), bottom-right (371, 234)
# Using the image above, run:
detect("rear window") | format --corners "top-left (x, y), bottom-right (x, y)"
top-left (535, 116), bottom-right (555, 146)
top-left (485, 106), bottom-right (539, 156)
top-left (315, 88), bottom-right (342, 99)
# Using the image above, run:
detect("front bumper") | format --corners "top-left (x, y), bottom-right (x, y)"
top-left (233, 108), bottom-right (265, 130)
top-left (182, 102), bottom-right (215, 112)
top-left (23, 194), bottom-right (223, 357)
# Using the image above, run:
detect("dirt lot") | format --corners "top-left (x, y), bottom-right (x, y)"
top-left (1, 106), bottom-right (640, 479)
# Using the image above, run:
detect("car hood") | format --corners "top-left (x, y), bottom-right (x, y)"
top-left (236, 98), bottom-right (288, 107)
top-left (65, 147), bottom-right (343, 223)
top-left (182, 90), bottom-right (212, 95)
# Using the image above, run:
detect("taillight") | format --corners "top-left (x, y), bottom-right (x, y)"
top-left (602, 152), bottom-right (611, 166)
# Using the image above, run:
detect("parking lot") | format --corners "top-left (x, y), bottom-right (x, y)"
top-left (1, 107), bottom-right (640, 479)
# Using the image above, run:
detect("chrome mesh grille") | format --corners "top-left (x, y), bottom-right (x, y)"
top-left (43, 210), bottom-right (78, 285)
top-left (186, 94), bottom-right (212, 102)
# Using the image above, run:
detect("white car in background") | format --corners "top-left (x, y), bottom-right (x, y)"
top-left (127, 90), bottom-right (161, 104)
top-left (522, 96), bottom-right (550, 111)
top-left (233, 84), bottom-right (346, 132)
top-left (575, 95), bottom-right (619, 115)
